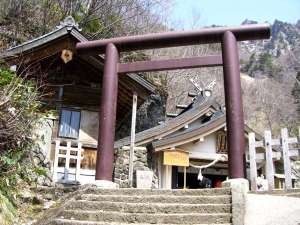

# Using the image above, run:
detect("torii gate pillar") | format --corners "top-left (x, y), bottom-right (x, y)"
top-left (95, 43), bottom-right (119, 181)
top-left (222, 31), bottom-right (246, 178)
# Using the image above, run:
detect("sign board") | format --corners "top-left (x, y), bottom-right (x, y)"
top-left (216, 131), bottom-right (227, 153)
top-left (136, 170), bottom-right (153, 189)
top-left (163, 150), bottom-right (189, 167)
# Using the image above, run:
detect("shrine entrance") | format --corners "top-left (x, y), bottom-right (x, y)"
top-left (175, 170), bottom-right (227, 189)
top-left (75, 24), bottom-right (271, 182)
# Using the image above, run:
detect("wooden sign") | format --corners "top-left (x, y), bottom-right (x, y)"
top-left (163, 149), bottom-right (189, 167)
top-left (216, 131), bottom-right (227, 153)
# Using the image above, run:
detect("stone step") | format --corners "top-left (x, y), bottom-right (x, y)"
top-left (84, 188), bottom-right (231, 196)
top-left (251, 189), bottom-right (300, 195)
top-left (59, 210), bottom-right (231, 224)
top-left (284, 193), bottom-right (300, 198)
top-left (266, 192), bottom-right (300, 198)
top-left (52, 218), bottom-right (232, 225)
top-left (251, 190), bottom-right (300, 198)
top-left (34, 186), bottom-right (80, 201)
top-left (78, 194), bottom-right (231, 204)
top-left (271, 188), bottom-right (300, 193)
top-left (65, 200), bottom-right (231, 214)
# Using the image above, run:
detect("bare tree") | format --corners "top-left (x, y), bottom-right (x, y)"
top-left (145, 43), bottom-right (223, 115)
top-left (0, 0), bottom-right (173, 49)
top-left (243, 76), bottom-right (298, 134)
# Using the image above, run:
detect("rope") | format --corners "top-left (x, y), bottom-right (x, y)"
top-left (189, 154), bottom-right (228, 181)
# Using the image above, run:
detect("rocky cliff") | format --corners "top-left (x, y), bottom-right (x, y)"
top-left (240, 19), bottom-right (300, 80)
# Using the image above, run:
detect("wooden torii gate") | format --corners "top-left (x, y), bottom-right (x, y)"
top-left (76, 24), bottom-right (271, 182)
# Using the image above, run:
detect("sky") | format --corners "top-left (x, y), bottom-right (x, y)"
top-left (170, 0), bottom-right (300, 29)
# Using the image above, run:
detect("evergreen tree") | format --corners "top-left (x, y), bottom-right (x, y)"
top-left (292, 71), bottom-right (300, 119)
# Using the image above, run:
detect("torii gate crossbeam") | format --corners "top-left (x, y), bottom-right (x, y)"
top-left (76, 24), bottom-right (271, 182)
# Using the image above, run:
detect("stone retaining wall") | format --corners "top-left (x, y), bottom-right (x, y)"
top-left (114, 147), bottom-right (158, 188)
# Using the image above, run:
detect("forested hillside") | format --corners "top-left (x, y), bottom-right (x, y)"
top-left (0, 0), bottom-right (171, 50)
top-left (1, 1), bottom-right (298, 135)
top-left (240, 19), bottom-right (300, 133)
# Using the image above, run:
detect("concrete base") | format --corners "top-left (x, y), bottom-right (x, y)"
top-left (222, 178), bottom-right (249, 225)
top-left (93, 180), bottom-right (119, 189)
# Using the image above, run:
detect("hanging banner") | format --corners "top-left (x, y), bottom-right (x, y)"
top-left (163, 149), bottom-right (189, 167)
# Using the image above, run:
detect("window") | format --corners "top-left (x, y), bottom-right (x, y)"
top-left (58, 109), bottom-right (80, 139)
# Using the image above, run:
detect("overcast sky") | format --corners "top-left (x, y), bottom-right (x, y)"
top-left (170, 0), bottom-right (300, 29)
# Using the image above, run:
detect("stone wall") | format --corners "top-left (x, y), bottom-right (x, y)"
top-left (116, 94), bottom-right (166, 140)
top-left (114, 147), bottom-right (158, 188)
top-left (34, 118), bottom-right (55, 186)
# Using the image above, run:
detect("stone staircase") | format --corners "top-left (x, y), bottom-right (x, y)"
top-left (251, 188), bottom-right (300, 198)
top-left (43, 187), bottom-right (232, 225)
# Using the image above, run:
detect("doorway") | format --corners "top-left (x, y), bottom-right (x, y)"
top-left (172, 166), bottom-right (227, 189)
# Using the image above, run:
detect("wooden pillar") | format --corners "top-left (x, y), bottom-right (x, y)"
top-left (221, 31), bottom-right (246, 179)
top-left (129, 92), bottom-right (138, 187)
top-left (52, 140), bottom-right (60, 182)
top-left (75, 143), bottom-right (83, 182)
top-left (281, 128), bottom-right (292, 190)
top-left (248, 133), bottom-right (258, 191)
top-left (183, 167), bottom-right (187, 189)
top-left (164, 165), bottom-right (172, 189)
top-left (95, 43), bottom-right (119, 181)
top-left (264, 130), bottom-right (275, 190)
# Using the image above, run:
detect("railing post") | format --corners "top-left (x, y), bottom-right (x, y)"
top-left (249, 132), bottom-right (258, 191)
top-left (281, 128), bottom-right (292, 190)
top-left (221, 31), bottom-right (246, 179)
top-left (264, 130), bottom-right (275, 190)
top-left (96, 43), bottom-right (119, 181)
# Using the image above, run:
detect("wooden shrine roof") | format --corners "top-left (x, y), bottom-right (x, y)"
top-left (114, 94), bottom-right (265, 150)
top-left (0, 18), bottom-right (156, 95)
top-left (0, 17), bottom-right (156, 129)
top-left (114, 96), bottom-right (219, 148)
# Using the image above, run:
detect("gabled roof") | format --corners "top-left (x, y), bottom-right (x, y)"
top-left (153, 113), bottom-right (264, 151)
top-left (114, 92), bottom-right (266, 151)
top-left (153, 112), bottom-right (226, 151)
top-left (1, 18), bottom-right (86, 59)
top-left (0, 17), bottom-right (155, 94)
top-left (114, 96), bottom-right (220, 148)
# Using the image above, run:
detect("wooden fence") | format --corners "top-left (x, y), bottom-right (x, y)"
top-left (52, 140), bottom-right (84, 183)
top-left (248, 128), bottom-right (300, 191)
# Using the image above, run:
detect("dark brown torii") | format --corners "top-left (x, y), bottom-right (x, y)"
top-left (76, 24), bottom-right (271, 182)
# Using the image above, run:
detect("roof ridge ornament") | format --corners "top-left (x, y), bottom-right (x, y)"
top-left (189, 78), bottom-right (215, 98)
top-left (56, 16), bottom-right (81, 31)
